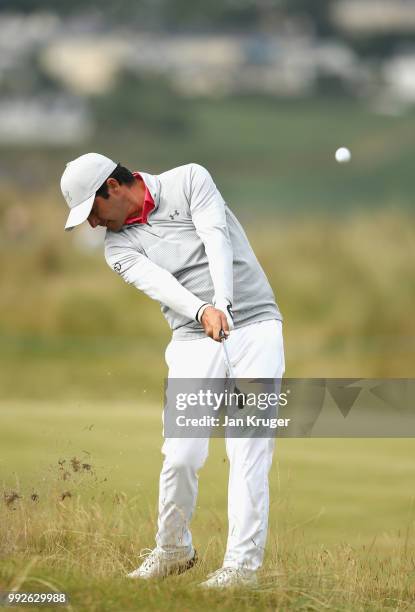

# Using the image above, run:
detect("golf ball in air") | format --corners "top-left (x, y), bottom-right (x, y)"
top-left (335, 147), bottom-right (351, 163)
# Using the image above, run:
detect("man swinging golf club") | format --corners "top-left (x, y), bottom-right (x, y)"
top-left (60, 152), bottom-right (285, 589)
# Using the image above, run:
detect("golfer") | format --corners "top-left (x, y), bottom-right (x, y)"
top-left (60, 153), bottom-right (285, 589)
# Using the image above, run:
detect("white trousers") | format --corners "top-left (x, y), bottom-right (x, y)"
top-left (155, 319), bottom-right (285, 571)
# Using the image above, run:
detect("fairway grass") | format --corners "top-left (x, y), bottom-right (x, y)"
top-left (1, 402), bottom-right (414, 610)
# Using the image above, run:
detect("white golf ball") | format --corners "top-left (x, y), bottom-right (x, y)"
top-left (335, 147), bottom-right (351, 163)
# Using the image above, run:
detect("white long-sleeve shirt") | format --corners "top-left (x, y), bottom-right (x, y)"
top-left (104, 163), bottom-right (281, 340)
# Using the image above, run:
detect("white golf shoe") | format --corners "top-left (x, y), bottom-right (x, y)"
top-left (127, 546), bottom-right (197, 580)
top-left (199, 566), bottom-right (258, 589)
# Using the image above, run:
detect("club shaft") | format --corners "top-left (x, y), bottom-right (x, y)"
top-left (221, 338), bottom-right (235, 379)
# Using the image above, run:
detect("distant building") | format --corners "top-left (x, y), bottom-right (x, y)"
top-left (40, 38), bottom-right (131, 95)
top-left (0, 97), bottom-right (91, 145)
top-left (383, 54), bottom-right (415, 103)
top-left (127, 33), bottom-right (359, 98)
top-left (2, 9), bottom-right (412, 124)
top-left (0, 12), bottom-right (59, 73)
top-left (332, 0), bottom-right (415, 33)
top-left (0, 12), bottom-right (366, 101)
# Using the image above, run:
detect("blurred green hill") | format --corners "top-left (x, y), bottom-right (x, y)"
top-left (2, 97), bottom-right (415, 212)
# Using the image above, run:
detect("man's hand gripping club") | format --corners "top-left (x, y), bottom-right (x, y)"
top-left (201, 301), bottom-right (234, 342)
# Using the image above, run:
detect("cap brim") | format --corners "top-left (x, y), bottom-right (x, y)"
top-left (64, 194), bottom-right (95, 231)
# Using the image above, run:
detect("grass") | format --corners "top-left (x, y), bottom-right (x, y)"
top-left (0, 209), bottom-right (414, 402)
top-left (1, 401), bottom-right (415, 610)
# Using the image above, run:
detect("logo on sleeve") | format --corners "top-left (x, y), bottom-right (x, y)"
top-left (113, 262), bottom-right (122, 273)
top-left (169, 209), bottom-right (179, 220)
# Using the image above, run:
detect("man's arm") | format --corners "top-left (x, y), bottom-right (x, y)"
top-left (105, 242), bottom-right (207, 322)
top-left (187, 163), bottom-right (234, 333)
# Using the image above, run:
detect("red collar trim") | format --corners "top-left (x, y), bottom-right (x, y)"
top-left (124, 171), bottom-right (155, 225)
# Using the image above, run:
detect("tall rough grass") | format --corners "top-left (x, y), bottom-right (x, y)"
top-left (0, 204), bottom-right (413, 401)
top-left (1, 460), bottom-right (414, 611)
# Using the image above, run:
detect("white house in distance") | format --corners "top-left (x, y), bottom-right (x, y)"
top-left (0, 97), bottom-right (91, 145)
top-left (332, 0), bottom-right (415, 33)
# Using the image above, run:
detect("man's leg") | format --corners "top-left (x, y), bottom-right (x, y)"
top-left (156, 336), bottom-right (226, 555)
top-left (156, 436), bottom-right (209, 553)
top-left (223, 320), bottom-right (285, 571)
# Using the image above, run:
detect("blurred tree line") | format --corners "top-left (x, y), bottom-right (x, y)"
top-left (0, 0), bottom-right (306, 27)
top-left (0, 0), bottom-right (334, 33)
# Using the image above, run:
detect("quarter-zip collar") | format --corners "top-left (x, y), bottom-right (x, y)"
top-left (124, 172), bottom-right (154, 226)
top-left (137, 170), bottom-right (161, 211)
top-left (122, 170), bottom-right (161, 228)
top-left (123, 171), bottom-right (161, 227)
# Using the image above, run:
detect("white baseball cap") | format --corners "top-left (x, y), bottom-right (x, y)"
top-left (61, 152), bottom-right (117, 231)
